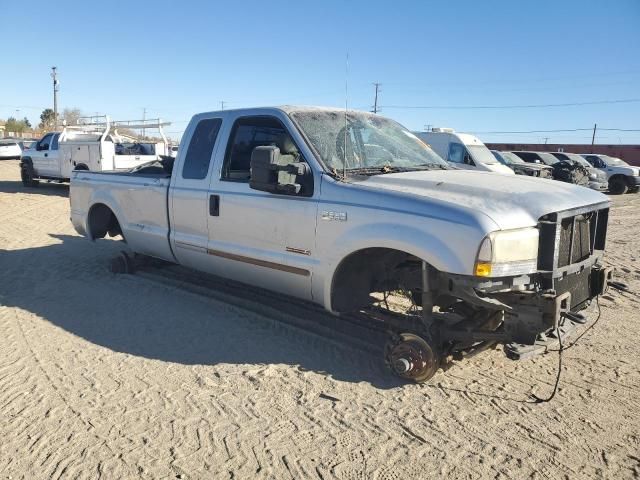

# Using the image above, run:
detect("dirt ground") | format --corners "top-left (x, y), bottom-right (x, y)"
top-left (0, 159), bottom-right (639, 480)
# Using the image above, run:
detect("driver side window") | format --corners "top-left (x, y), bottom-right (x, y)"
top-left (222, 116), bottom-right (301, 182)
top-left (38, 134), bottom-right (53, 151)
top-left (448, 143), bottom-right (465, 163)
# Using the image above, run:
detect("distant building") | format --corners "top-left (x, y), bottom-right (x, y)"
top-left (485, 143), bottom-right (640, 166)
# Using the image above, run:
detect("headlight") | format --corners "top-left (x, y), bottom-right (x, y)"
top-left (475, 227), bottom-right (539, 277)
top-left (589, 172), bottom-right (597, 180)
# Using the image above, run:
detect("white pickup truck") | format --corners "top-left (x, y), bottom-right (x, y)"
top-left (71, 106), bottom-right (613, 382)
top-left (581, 154), bottom-right (640, 194)
top-left (20, 117), bottom-right (170, 186)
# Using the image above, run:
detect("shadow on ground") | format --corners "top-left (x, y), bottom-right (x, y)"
top-left (0, 180), bottom-right (69, 197)
top-left (0, 234), bottom-right (403, 388)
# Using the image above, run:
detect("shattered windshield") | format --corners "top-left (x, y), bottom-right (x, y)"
top-left (289, 110), bottom-right (448, 174)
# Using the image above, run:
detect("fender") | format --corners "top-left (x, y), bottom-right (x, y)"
top-left (317, 222), bottom-right (486, 312)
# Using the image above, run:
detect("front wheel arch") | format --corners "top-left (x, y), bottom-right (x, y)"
top-left (330, 247), bottom-right (424, 313)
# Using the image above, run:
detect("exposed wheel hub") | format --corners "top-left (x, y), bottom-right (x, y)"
top-left (385, 333), bottom-right (439, 383)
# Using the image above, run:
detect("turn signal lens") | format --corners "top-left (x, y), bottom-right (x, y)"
top-left (474, 262), bottom-right (492, 277)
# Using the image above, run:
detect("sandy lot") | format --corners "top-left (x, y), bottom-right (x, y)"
top-left (0, 159), bottom-right (639, 479)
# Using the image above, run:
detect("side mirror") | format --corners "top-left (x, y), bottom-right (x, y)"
top-left (249, 146), bottom-right (311, 195)
top-left (38, 143), bottom-right (49, 151)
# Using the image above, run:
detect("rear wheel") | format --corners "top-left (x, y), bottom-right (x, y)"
top-left (20, 166), bottom-right (39, 187)
top-left (608, 177), bottom-right (628, 195)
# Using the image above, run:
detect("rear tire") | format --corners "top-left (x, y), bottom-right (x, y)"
top-left (608, 177), bottom-right (628, 195)
top-left (20, 166), bottom-right (39, 187)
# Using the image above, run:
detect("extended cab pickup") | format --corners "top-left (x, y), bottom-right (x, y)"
top-left (71, 106), bottom-right (613, 382)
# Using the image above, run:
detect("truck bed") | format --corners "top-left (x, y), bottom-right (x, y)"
top-left (70, 169), bottom-right (174, 261)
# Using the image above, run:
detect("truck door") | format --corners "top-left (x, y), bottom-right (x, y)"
top-left (170, 116), bottom-right (224, 269)
top-left (206, 114), bottom-right (317, 301)
top-left (30, 133), bottom-right (55, 175)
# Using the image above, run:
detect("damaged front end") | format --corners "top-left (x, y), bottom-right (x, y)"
top-left (431, 203), bottom-right (612, 361)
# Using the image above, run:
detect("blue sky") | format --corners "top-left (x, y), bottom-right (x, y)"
top-left (1, 0), bottom-right (638, 143)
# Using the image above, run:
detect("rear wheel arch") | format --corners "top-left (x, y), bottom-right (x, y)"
top-left (87, 203), bottom-right (123, 240)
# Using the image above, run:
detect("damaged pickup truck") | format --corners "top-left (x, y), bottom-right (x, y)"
top-left (70, 106), bottom-right (612, 382)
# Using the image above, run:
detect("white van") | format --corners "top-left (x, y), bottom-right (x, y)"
top-left (415, 128), bottom-right (514, 175)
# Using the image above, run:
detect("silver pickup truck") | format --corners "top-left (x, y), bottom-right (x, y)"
top-left (70, 106), bottom-right (612, 382)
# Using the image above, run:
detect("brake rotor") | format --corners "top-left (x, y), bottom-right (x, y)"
top-left (385, 333), bottom-right (440, 383)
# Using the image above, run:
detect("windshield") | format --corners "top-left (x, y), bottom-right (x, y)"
top-left (467, 144), bottom-right (499, 164)
top-left (537, 153), bottom-right (559, 165)
top-left (289, 110), bottom-right (448, 173)
top-left (500, 151), bottom-right (525, 164)
top-left (564, 153), bottom-right (592, 167)
top-left (603, 155), bottom-right (628, 166)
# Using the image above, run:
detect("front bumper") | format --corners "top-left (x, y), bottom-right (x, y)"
top-left (495, 265), bottom-right (613, 348)
top-left (588, 180), bottom-right (608, 191)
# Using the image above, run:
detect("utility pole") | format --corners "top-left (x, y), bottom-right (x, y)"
top-left (142, 108), bottom-right (147, 138)
top-left (371, 83), bottom-right (381, 114)
top-left (544, 137), bottom-right (549, 144)
top-left (51, 66), bottom-right (59, 129)
top-left (424, 124), bottom-right (432, 132)
top-left (591, 123), bottom-right (597, 152)
top-left (220, 101), bottom-right (226, 111)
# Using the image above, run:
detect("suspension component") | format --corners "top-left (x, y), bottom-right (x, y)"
top-left (385, 333), bottom-right (440, 383)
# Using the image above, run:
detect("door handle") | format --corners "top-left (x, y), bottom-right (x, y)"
top-left (209, 194), bottom-right (220, 216)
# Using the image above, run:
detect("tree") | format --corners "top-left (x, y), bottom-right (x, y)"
top-left (39, 109), bottom-right (55, 130)
top-left (61, 108), bottom-right (82, 125)
top-left (5, 117), bottom-right (29, 134)
top-left (23, 117), bottom-right (31, 129)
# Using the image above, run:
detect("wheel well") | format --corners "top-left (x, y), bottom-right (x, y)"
top-left (609, 174), bottom-right (626, 182)
top-left (331, 248), bottom-right (422, 313)
top-left (88, 203), bottom-right (122, 240)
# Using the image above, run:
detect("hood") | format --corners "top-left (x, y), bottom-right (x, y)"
top-left (611, 165), bottom-right (640, 176)
top-left (484, 163), bottom-right (515, 175)
top-left (358, 170), bottom-right (609, 230)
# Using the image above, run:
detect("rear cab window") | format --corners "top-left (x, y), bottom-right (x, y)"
top-left (182, 118), bottom-right (222, 180)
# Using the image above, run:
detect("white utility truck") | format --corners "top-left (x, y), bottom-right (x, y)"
top-left (71, 106), bottom-right (613, 382)
top-left (415, 128), bottom-right (514, 175)
top-left (20, 116), bottom-right (170, 186)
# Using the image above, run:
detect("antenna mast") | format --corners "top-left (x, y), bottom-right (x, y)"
top-left (343, 53), bottom-right (349, 180)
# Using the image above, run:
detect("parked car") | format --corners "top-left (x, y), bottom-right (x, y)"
top-left (491, 150), bottom-right (553, 178)
top-left (20, 116), bottom-right (170, 187)
top-left (510, 150), bottom-right (594, 188)
top-left (581, 154), bottom-right (640, 194)
top-left (548, 152), bottom-right (608, 192)
top-left (0, 140), bottom-right (23, 159)
top-left (70, 106), bottom-right (612, 383)
top-left (19, 140), bottom-right (38, 151)
top-left (415, 128), bottom-right (514, 174)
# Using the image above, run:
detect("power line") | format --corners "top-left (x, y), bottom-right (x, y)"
top-left (382, 98), bottom-right (640, 110)
top-left (471, 127), bottom-right (640, 134)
